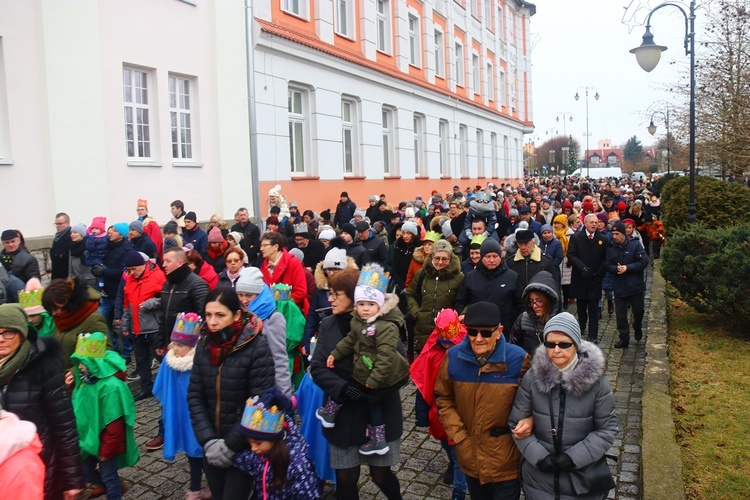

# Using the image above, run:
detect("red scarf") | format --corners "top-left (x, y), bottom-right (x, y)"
top-left (202, 314), bottom-right (261, 366)
top-left (207, 241), bottom-right (228, 261)
top-left (54, 300), bottom-right (99, 331)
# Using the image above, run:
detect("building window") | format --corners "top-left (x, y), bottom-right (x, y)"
top-left (382, 106), bottom-right (395, 175)
top-left (476, 129), bottom-right (484, 177)
top-left (484, 0), bottom-right (492, 30)
top-left (413, 113), bottom-right (425, 175)
top-left (514, 138), bottom-right (519, 176)
top-left (123, 67), bottom-right (151, 159)
top-left (282, 0), bottom-right (307, 19)
top-left (439, 119), bottom-right (449, 176)
top-left (503, 135), bottom-right (509, 178)
top-left (459, 124), bottom-right (468, 177)
top-left (455, 42), bottom-right (464, 87)
top-left (486, 62), bottom-right (494, 101)
top-left (335, 0), bottom-right (355, 39)
top-left (288, 87), bottom-right (308, 174)
top-left (0, 39), bottom-right (8, 161)
top-left (408, 14), bottom-right (421, 67)
top-left (376, 0), bottom-right (391, 53)
top-left (470, 0), bottom-right (479, 19)
top-left (434, 30), bottom-right (445, 79)
top-left (497, 6), bottom-right (503, 38)
top-left (499, 71), bottom-right (506, 106)
top-left (341, 98), bottom-right (359, 174)
top-left (491, 132), bottom-right (498, 177)
top-left (168, 76), bottom-right (193, 160)
top-left (472, 53), bottom-right (480, 95)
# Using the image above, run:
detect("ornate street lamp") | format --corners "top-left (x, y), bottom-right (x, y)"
top-left (630, 0), bottom-right (696, 223)
top-left (555, 112), bottom-right (573, 138)
top-left (574, 87), bottom-right (600, 178)
top-left (648, 109), bottom-right (671, 175)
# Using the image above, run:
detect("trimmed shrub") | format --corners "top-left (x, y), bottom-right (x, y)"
top-left (661, 223), bottom-right (750, 329)
top-left (651, 172), bottom-right (683, 197)
top-left (660, 176), bottom-right (750, 236)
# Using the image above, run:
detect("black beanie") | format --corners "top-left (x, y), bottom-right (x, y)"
top-left (464, 302), bottom-right (501, 327)
top-left (480, 238), bottom-right (502, 258)
top-left (611, 220), bottom-right (627, 234)
top-left (340, 223), bottom-right (356, 239)
top-left (184, 211), bottom-right (197, 222)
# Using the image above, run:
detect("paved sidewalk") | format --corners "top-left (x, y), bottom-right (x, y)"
top-left (87, 270), bottom-right (651, 499)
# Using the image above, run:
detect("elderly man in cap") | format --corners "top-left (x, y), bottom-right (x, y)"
top-left (606, 220), bottom-right (649, 348)
top-left (508, 228), bottom-right (558, 292)
top-left (435, 301), bottom-right (531, 500)
top-left (356, 220), bottom-right (387, 265)
top-left (1, 229), bottom-right (40, 284)
top-left (128, 220), bottom-right (159, 262)
top-left (517, 206), bottom-right (543, 238)
top-left (455, 239), bottom-right (521, 336)
top-left (293, 223), bottom-right (326, 271)
top-left (182, 211), bottom-right (208, 257)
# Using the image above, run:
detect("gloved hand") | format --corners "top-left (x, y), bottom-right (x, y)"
top-left (91, 265), bottom-right (105, 277)
top-left (556, 453), bottom-right (576, 471)
top-left (204, 438), bottom-right (234, 468)
top-left (580, 266), bottom-right (592, 278)
top-left (537, 454), bottom-right (557, 472)
top-left (342, 384), bottom-right (367, 402)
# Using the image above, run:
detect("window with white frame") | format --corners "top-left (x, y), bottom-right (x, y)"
top-left (282, 0), bottom-right (307, 19)
top-left (0, 38), bottom-right (8, 161)
top-left (382, 106), bottom-right (395, 175)
top-left (335, 0), bottom-right (355, 38)
top-left (497, 6), bottom-right (504, 39)
top-left (168, 75), bottom-right (193, 160)
top-left (485, 62), bottom-right (494, 101)
top-left (459, 124), bottom-right (468, 177)
top-left (476, 129), bottom-right (484, 177)
top-left (503, 135), bottom-right (509, 178)
top-left (341, 98), bottom-right (359, 174)
top-left (288, 87), bottom-right (308, 174)
top-left (484, 0), bottom-right (492, 29)
top-left (123, 67), bottom-right (152, 159)
top-left (413, 113), bottom-right (425, 175)
top-left (472, 53), bottom-right (480, 95)
top-left (499, 71), bottom-right (506, 106)
top-left (470, 0), bottom-right (479, 19)
top-left (434, 29), bottom-right (445, 78)
top-left (455, 42), bottom-right (465, 87)
top-left (439, 119), bottom-right (449, 176)
top-left (514, 138), bottom-right (519, 177)
top-left (408, 14), bottom-right (421, 67)
top-left (376, 0), bottom-right (391, 53)
top-left (491, 132), bottom-right (498, 177)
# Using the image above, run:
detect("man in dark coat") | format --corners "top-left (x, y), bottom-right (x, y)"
top-left (293, 226), bottom-right (326, 271)
top-left (182, 212), bottom-right (208, 258)
top-left (333, 191), bottom-right (357, 228)
top-left (337, 225), bottom-right (368, 268)
top-left (1, 229), bottom-right (41, 284)
top-left (567, 213), bottom-right (609, 342)
top-left (454, 239), bottom-right (522, 336)
top-left (230, 207), bottom-right (261, 264)
top-left (507, 229), bottom-right (559, 292)
top-left (356, 221), bottom-right (387, 266)
top-left (607, 221), bottom-right (649, 348)
top-left (128, 220), bottom-right (159, 262)
top-left (50, 213), bottom-right (72, 279)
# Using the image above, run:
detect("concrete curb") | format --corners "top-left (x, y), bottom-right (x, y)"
top-left (641, 261), bottom-right (685, 499)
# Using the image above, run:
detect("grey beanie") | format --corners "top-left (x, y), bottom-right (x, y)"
top-left (441, 221), bottom-right (453, 238)
top-left (480, 238), bottom-right (502, 258)
top-left (509, 208), bottom-right (519, 217)
top-left (236, 267), bottom-right (264, 294)
top-left (129, 220), bottom-right (144, 234)
top-left (402, 221), bottom-right (419, 236)
top-left (289, 248), bottom-right (304, 263)
top-left (71, 223), bottom-right (87, 237)
top-left (543, 312), bottom-right (582, 349)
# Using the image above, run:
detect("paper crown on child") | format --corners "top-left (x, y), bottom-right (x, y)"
top-left (435, 309), bottom-right (466, 346)
top-left (293, 223), bottom-right (309, 235)
top-left (272, 283), bottom-right (292, 302)
top-left (137, 199), bottom-right (148, 209)
top-left (239, 387), bottom-right (290, 440)
top-left (357, 264), bottom-right (389, 295)
top-left (171, 312), bottom-right (203, 347)
top-left (74, 332), bottom-right (107, 358)
top-left (474, 191), bottom-right (491, 203)
top-left (423, 231), bottom-right (441, 243)
top-left (18, 278), bottom-right (45, 315)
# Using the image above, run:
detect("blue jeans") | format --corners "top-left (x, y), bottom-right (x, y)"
top-left (98, 298), bottom-right (132, 358)
top-left (83, 456), bottom-right (121, 500)
top-left (441, 440), bottom-right (467, 496)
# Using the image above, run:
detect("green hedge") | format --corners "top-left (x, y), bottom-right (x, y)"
top-left (661, 223), bottom-right (750, 329)
top-left (660, 176), bottom-right (750, 237)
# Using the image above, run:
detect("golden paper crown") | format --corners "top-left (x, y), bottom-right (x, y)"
top-left (74, 332), bottom-right (107, 359)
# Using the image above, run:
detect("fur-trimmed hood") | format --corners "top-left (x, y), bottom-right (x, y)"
top-left (530, 340), bottom-right (606, 398)
top-left (424, 251), bottom-right (461, 279)
top-left (363, 292), bottom-right (401, 324)
top-left (412, 246), bottom-right (428, 265)
top-left (313, 257), bottom-right (358, 290)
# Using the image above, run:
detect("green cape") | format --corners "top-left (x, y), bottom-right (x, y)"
top-left (274, 299), bottom-right (305, 389)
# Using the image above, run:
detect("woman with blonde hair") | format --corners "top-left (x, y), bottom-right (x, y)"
top-left (209, 214), bottom-right (229, 239)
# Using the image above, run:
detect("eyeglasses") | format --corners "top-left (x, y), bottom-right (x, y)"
top-left (53, 222), bottom-right (67, 226)
top-left (432, 256), bottom-right (450, 263)
top-left (327, 291), bottom-right (344, 300)
top-left (467, 328), bottom-right (496, 338)
top-left (528, 299), bottom-right (545, 306)
top-left (259, 243), bottom-right (272, 248)
top-left (544, 341), bottom-right (575, 350)
top-left (0, 329), bottom-right (19, 340)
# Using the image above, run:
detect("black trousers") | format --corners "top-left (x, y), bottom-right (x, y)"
top-left (203, 459), bottom-right (254, 500)
top-left (465, 476), bottom-right (520, 500)
top-left (132, 333), bottom-right (161, 393)
top-left (615, 292), bottom-right (645, 342)
top-left (576, 298), bottom-right (601, 341)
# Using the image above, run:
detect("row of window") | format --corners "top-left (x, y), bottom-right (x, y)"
top-left (123, 67), bottom-right (195, 163)
top-left (288, 86), bottom-right (518, 178)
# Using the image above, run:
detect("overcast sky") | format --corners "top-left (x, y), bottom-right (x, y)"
top-left (529, 0), bottom-right (707, 149)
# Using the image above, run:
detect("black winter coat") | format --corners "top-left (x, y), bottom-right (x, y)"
top-left (310, 312), bottom-right (404, 448)
top-left (567, 230), bottom-right (609, 301)
top-left (188, 319), bottom-right (276, 453)
top-left (606, 235), bottom-right (649, 297)
top-left (130, 233), bottom-right (159, 261)
top-left (160, 265), bottom-right (209, 345)
top-left (454, 260), bottom-right (522, 336)
top-left (507, 248), bottom-right (559, 292)
top-left (100, 238), bottom-right (133, 297)
top-left (50, 228), bottom-right (71, 280)
top-left (230, 221), bottom-right (261, 264)
top-left (1, 247), bottom-right (41, 284)
top-left (360, 233), bottom-right (387, 265)
top-left (387, 237), bottom-right (417, 293)
top-left (0, 334), bottom-right (85, 499)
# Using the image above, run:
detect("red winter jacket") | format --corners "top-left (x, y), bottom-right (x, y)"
top-left (261, 249), bottom-right (310, 316)
top-left (143, 219), bottom-right (164, 261)
top-left (197, 261), bottom-right (219, 290)
top-left (123, 263), bottom-right (166, 335)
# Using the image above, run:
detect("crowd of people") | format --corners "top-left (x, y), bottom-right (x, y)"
top-left (0, 176), bottom-right (664, 499)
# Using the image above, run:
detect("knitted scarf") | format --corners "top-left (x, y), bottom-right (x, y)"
top-left (553, 215), bottom-right (570, 257)
top-left (202, 320), bottom-right (245, 366)
top-left (54, 300), bottom-right (99, 332)
top-left (0, 340), bottom-right (31, 385)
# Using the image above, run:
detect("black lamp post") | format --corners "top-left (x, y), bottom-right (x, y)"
top-left (648, 109), bottom-right (670, 175)
top-left (574, 87), bottom-right (600, 179)
top-left (630, 0), bottom-right (696, 224)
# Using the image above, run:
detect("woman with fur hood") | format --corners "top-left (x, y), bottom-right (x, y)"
top-left (509, 313), bottom-right (618, 500)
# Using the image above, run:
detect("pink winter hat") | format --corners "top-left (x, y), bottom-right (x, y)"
top-left (89, 216), bottom-right (106, 234)
top-left (208, 227), bottom-right (224, 243)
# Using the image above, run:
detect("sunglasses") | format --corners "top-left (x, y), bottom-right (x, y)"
top-left (544, 341), bottom-right (575, 350)
top-left (467, 328), bottom-right (496, 338)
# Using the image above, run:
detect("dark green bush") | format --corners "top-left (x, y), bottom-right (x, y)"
top-left (660, 176), bottom-right (750, 236)
top-left (651, 172), bottom-right (683, 198)
top-left (661, 223), bottom-right (750, 329)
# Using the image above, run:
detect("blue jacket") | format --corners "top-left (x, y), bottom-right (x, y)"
top-left (182, 226), bottom-right (208, 257)
top-left (333, 199), bottom-right (357, 228)
top-left (100, 238), bottom-right (133, 297)
top-left (130, 233), bottom-right (159, 261)
top-left (606, 235), bottom-right (649, 297)
top-left (539, 237), bottom-right (563, 268)
top-left (85, 234), bottom-right (109, 266)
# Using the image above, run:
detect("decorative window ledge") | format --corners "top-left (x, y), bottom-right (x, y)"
top-left (173, 162), bottom-right (204, 168)
top-left (384, 176), bottom-right (402, 179)
top-left (291, 176), bottom-right (320, 180)
top-left (343, 175), bottom-right (366, 180)
top-left (127, 161), bottom-right (163, 168)
top-left (415, 175), bottom-right (430, 179)
top-left (0, 160), bottom-right (14, 165)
